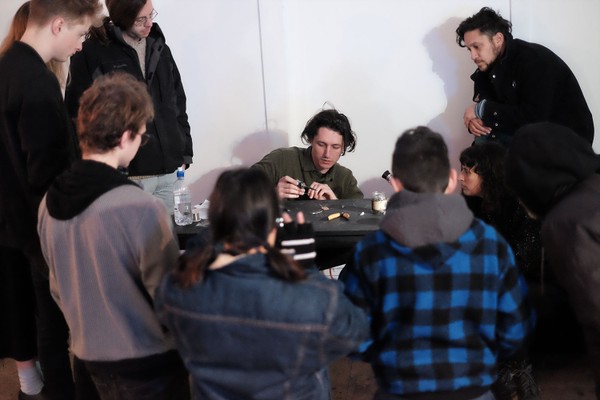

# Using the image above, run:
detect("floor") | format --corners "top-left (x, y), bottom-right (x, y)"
top-left (0, 352), bottom-right (596, 400)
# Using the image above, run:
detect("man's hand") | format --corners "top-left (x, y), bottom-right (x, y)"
top-left (306, 182), bottom-right (337, 200)
top-left (464, 104), bottom-right (492, 137)
top-left (276, 176), bottom-right (305, 199)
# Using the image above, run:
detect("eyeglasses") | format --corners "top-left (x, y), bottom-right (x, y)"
top-left (139, 133), bottom-right (151, 146)
top-left (134, 9), bottom-right (158, 26)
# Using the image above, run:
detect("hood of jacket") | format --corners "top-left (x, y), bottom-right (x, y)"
top-left (46, 160), bottom-right (139, 220)
top-left (380, 190), bottom-right (474, 248)
top-left (506, 122), bottom-right (600, 217)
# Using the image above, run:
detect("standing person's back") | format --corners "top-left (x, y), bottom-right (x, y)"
top-left (340, 127), bottom-right (534, 400)
top-left (38, 72), bottom-right (189, 399)
top-left (0, 1), bottom-right (102, 398)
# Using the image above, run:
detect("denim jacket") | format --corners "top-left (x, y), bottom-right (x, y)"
top-left (155, 253), bottom-right (368, 400)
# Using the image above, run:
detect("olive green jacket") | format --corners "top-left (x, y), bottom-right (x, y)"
top-left (251, 146), bottom-right (363, 200)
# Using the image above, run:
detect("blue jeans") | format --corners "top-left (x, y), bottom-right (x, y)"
top-left (130, 171), bottom-right (178, 213)
top-left (77, 350), bottom-right (190, 400)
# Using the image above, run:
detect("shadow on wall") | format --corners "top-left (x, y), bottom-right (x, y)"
top-left (423, 17), bottom-right (475, 181)
top-left (189, 129), bottom-right (289, 202)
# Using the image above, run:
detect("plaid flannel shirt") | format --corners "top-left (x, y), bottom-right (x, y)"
top-left (340, 218), bottom-right (534, 397)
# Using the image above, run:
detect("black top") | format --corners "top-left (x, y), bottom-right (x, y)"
top-left (0, 42), bottom-right (76, 248)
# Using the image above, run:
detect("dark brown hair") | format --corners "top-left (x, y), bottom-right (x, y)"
top-left (174, 168), bottom-right (306, 287)
top-left (105, 0), bottom-right (147, 30)
top-left (301, 109), bottom-right (357, 155)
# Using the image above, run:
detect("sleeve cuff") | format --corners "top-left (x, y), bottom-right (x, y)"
top-left (475, 99), bottom-right (486, 119)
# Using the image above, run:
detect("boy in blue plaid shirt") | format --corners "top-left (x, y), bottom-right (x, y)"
top-left (340, 127), bottom-right (534, 400)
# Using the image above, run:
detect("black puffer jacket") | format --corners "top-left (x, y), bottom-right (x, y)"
top-left (472, 37), bottom-right (594, 143)
top-left (66, 22), bottom-right (192, 176)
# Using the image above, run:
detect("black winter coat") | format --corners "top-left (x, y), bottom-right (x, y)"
top-left (471, 37), bottom-right (594, 143)
top-left (66, 22), bottom-right (192, 176)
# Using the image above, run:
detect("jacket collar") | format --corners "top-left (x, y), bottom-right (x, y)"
top-left (380, 190), bottom-right (474, 248)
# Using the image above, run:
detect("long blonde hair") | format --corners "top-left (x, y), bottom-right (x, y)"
top-left (0, 1), bottom-right (69, 88)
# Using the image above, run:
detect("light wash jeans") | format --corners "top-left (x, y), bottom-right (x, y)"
top-left (130, 171), bottom-right (178, 214)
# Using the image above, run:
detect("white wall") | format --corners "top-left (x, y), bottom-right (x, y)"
top-left (2, 0), bottom-right (599, 202)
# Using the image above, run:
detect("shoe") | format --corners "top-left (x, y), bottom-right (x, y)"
top-left (18, 390), bottom-right (47, 400)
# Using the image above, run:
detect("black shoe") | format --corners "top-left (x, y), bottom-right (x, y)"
top-left (18, 390), bottom-right (47, 400)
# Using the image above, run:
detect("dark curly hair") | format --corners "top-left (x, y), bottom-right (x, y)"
top-left (456, 7), bottom-right (512, 47)
top-left (459, 142), bottom-right (509, 214)
top-left (301, 109), bottom-right (356, 155)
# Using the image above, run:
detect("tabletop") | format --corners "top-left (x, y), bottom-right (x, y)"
top-left (281, 198), bottom-right (383, 238)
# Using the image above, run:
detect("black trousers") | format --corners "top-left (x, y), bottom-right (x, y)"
top-left (74, 350), bottom-right (190, 400)
top-left (28, 247), bottom-right (74, 400)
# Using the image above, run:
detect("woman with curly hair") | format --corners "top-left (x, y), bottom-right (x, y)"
top-left (459, 142), bottom-right (542, 400)
top-left (459, 142), bottom-right (542, 276)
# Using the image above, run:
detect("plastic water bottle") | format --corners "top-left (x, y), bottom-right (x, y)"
top-left (173, 167), bottom-right (193, 226)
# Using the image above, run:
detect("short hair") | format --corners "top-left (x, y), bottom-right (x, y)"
top-left (460, 142), bottom-right (508, 209)
top-left (28, 0), bottom-right (102, 26)
top-left (174, 168), bottom-right (305, 287)
top-left (301, 109), bottom-right (357, 155)
top-left (392, 126), bottom-right (450, 193)
top-left (456, 7), bottom-right (513, 47)
top-left (105, 0), bottom-right (147, 30)
top-left (76, 72), bottom-right (154, 153)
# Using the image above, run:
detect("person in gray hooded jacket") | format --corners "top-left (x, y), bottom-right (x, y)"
top-left (506, 122), bottom-right (600, 399)
top-left (38, 73), bottom-right (189, 399)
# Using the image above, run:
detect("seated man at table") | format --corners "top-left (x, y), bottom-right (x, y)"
top-left (252, 108), bottom-right (363, 200)
top-left (340, 126), bottom-right (534, 400)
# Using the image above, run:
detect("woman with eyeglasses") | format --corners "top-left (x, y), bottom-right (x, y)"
top-left (155, 167), bottom-right (368, 400)
top-left (38, 73), bottom-right (190, 400)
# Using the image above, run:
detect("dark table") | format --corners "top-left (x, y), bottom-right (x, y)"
top-left (281, 199), bottom-right (383, 247)
top-left (175, 198), bottom-right (383, 269)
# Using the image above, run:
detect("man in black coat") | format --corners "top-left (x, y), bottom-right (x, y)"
top-left (0, 1), bottom-right (102, 399)
top-left (456, 7), bottom-right (594, 145)
top-left (66, 0), bottom-right (193, 213)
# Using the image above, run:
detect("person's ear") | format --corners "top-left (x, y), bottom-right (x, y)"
top-left (118, 130), bottom-right (133, 148)
top-left (390, 177), bottom-right (404, 193)
top-left (51, 17), bottom-right (65, 35)
top-left (492, 32), bottom-right (504, 47)
top-left (444, 168), bottom-right (458, 194)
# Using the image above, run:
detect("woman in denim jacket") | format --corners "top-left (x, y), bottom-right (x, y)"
top-left (155, 168), bottom-right (368, 400)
